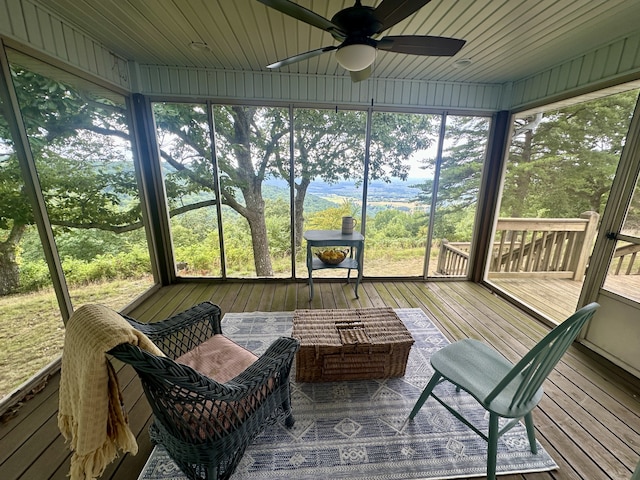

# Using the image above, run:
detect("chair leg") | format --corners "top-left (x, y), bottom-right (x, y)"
top-left (282, 388), bottom-right (295, 428)
top-left (524, 412), bottom-right (538, 454)
top-left (284, 413), bottom-right (295, 428)
top-left (408, 373), bottom-right (442, 420)
top-left (487, 413), bottom-right (499, 480)
top-left (207, 465), bottom-right (218, 480)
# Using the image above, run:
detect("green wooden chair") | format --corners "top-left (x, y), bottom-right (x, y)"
top-left (408, 302), bottom-right (600, 480)
top-left (632, 456), bottom-right (640, 479)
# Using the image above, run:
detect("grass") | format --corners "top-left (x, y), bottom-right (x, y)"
top-left (0, 276), bottom-right (154, 400)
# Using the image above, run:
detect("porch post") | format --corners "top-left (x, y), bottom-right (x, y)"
top-left (571, 211), bottom-right (599, 280)
top-left (130, 93), bottom-right (175, 285)
top-left (469, 110), bottom-right (511, 283)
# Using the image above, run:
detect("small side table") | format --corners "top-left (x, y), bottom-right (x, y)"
top-left (304, 229), bottom-right (364, 300)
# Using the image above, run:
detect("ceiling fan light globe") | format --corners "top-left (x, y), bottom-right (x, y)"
top-left (335, 44), bottom-right (376, 71)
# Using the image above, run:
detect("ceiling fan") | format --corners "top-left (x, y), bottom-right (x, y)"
top-left (257, 0), bottom-right (466, 82)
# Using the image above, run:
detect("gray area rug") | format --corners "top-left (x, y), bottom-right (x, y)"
top-left (138, 308), bottom-right (558, 479)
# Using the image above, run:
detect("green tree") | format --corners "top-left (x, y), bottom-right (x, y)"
top-left (503, 91), bottom-right (639, 217)
top-left (0, 68), bottom-right (142, 294)
top-left (413, 116), bottom-right (490, 239)
top-left (409, 91), bottom-right (639, 245)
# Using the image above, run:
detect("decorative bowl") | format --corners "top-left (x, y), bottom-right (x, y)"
top-left (316, 249), bottom-right (348, 265)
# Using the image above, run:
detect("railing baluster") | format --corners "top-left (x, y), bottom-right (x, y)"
top-left (525, 231), bottom-right (538, 272)
top-left (625, 253), bottom-right (636, 275)
top-left (506, 233), bottom-right (517, 272)
top-left (541, 232), bottom-right (556, 271)
top-left (551, 232), bottom-right (566, 271)
top-left (515, 230), bottom-right (527, 272)
top-left (496, 231), bottom-right (507, 271)
top-left (615, 257), bottom-right (623, 275)
top-left (561, 232), bottom-right (576, 271)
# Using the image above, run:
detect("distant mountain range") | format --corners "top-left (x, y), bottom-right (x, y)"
top-left (264, 177), bottom-right (428, 204)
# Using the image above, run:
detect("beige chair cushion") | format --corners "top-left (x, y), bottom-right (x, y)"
top-left (173, 335), bottom-right (276, 438)
top-left (177, 334), bottom-right (258, 383)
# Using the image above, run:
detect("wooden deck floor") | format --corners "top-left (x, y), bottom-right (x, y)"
top-left (1, 280), bottom-right (639, 480)
top-left (489, 274), bottom-right (640, 322)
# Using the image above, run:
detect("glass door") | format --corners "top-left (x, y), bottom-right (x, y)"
top-left (578, 94), bottom-right (640, 377)
top-left (602, 174), bottom-right (640, 303)
top-left (487, 89), bottom-right (639, 323)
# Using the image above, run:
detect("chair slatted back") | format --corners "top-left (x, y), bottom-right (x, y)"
top-left (485, 302), bottom-right (599, 409)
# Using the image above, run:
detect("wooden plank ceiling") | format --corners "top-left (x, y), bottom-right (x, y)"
top-left (30, 0), bottom-right (640, 85)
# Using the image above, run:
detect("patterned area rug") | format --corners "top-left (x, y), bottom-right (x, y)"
top-left (138, 308), bottom-right (558, 480)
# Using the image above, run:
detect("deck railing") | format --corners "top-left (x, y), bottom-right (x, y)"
top-left (437, 211), bottom-right (600, 279)
top-left (609, 242), bottom-right (640, 275)
top-left (436, 240), bottom-right (470, 277)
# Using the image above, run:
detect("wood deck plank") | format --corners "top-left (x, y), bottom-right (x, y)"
top-left (283, 282), bottom-right (298, 312)
top-left (242, 283), bottom-right (262, 312)
top-left (542, 379), bottom-right (637, 474)
top-left (360, 282), bottom-right (387, 308)
top-left (0, 387), bottom-right (58, 459)
top-left (139, 283), bottom-right (200, 321)
top-left (256, 282), bottom-right (277, 311)
top-left (269, 283), bottom-right (289, 311)
top-left (371, 282), bottom-right (399, 308)
top-left (318, 282), bottom-right (337, 310)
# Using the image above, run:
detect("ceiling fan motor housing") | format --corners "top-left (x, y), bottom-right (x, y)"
top-left (331, 4), bottom-right (382, 44)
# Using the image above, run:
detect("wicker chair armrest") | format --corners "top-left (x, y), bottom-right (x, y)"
top-left (231, 336), bottom-right (300, 388)
top-left (122, 301), bottom-right (222, 358)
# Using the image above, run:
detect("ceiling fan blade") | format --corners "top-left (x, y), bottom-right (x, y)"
top-left (257, 0), bottom-right (346, 38)
top-left (267, 46), bottom-right (338, 69)
top-left (377, 36), bottom-right (466, 56)
top-left (349, 66), bottom-right (372, 83)
top-left (373, 0), bottom-right (433, 32)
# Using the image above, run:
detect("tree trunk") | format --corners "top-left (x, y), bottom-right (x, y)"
top-left (293, 177), bottom-right (310, 251)
top-left (222, 106), bottom-right (274, 277)
top-left (511, 129), bottom-right (533, 217)
top-left (245, 200), bottom-right (274, 277)
top-left (0, 223), bottom-right (27, 295)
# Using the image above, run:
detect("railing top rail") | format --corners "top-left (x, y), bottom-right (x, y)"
top-left (496, 211), bottom-right (599, 233)
top-left (442, 244), bottom-right (469, 255)
top-left (496, 218), bottom-right (590, 231)
top-left (613, 243), bottom-right (640, 257)
top-left (497, 217), bottom-right (591, 223)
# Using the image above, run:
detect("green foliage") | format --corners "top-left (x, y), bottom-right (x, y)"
top-left (17, 259), bottom-right (51, 292)
top-left (367, 208), bottom-right (428, 247)
top-left (52, 228), bottom-right (132, 261)
top-left (502, 90), bottom-right (639, 218)
top-left (265, 198), bottom-right (291, 255)
top-left (432, 206), bottom-right (476, 241)
top-left (306, 201), bottom-right (357, 231)
top-left (61, 247), bottom-right (151, 285)
top-left (413, 116), bottom-right (490, 214)
top-left (16, 247), bottom-right (152, 292)
top-left (174, 235), bottom-right (220, 274)
top-left (370, 112), bottom-right (438, 182)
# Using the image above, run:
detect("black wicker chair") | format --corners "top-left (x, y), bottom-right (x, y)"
top-left (108, 301), bottom-right (300, 480)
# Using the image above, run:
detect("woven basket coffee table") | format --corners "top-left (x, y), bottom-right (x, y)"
top-left (292, 307), bottom-right (415, 382)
